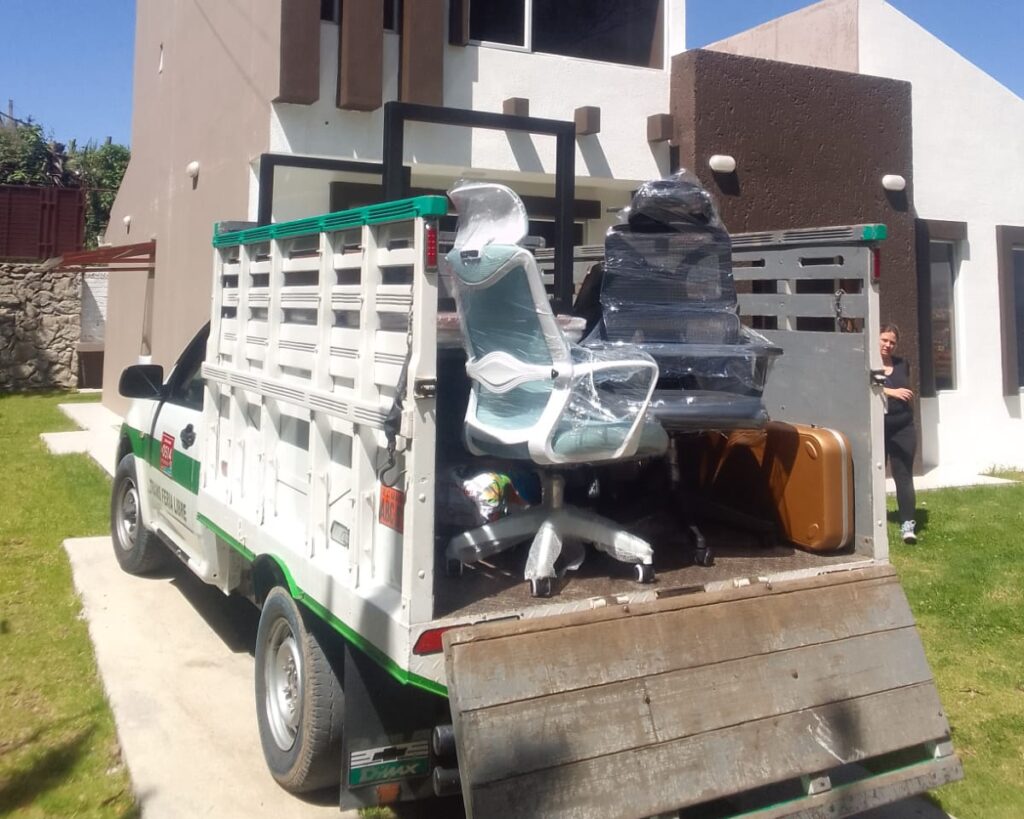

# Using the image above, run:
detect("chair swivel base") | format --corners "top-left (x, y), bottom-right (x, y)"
top-left (446, 474), bottom-right (655, 598)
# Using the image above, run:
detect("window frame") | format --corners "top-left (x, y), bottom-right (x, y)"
top-left (1013, 246), bottom-right (1024, 391)
top-left (996, 225), bottom-right (1024, 395)
top-left (927, 238), bottom-right (960, 393)
top-left (467, 0), bottom-right (532, 53)
top-left (466, 0), bottom-right (664, 68)
top-left (320, 1), bottom-right (400, 32)
top-left (164, 323), bottom-right (210, 411)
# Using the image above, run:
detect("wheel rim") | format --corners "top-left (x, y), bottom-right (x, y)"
top-left (115, 479), bottom-right (140, 550)
top-left (264, 618), bottom-right (302, 751)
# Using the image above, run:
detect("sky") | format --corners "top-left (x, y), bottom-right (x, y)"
top-left (0, 0), bottom-right (1021, 149)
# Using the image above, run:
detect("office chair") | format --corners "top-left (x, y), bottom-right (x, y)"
top-left (443, 180), bottom-right (668, 597)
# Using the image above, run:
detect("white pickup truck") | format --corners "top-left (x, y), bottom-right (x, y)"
top-left (111, 195), bottom-right (960, 817)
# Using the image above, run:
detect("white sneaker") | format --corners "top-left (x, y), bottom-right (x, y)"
top-left (901, 520), bottom-right (917, 544)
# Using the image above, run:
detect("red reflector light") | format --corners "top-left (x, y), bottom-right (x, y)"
top-left (871, 248), bottom-right (881, 282)
top-left (413, 626), bottom-right (453, 655)
top-left (425, 222), bottom-right (438, 270)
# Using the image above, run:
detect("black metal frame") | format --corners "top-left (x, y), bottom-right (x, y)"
top-left (382, 102), bottom-right (577, 311)
top-left (256, 153), bottom-right (406, 227)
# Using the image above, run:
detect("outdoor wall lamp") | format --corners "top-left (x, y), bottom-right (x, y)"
top-left (186, 161), bottom-right (201, 179)
top-left (708, 154), bottom-right (737, 174)
top-left (122, 215), bottom-right (131, 230)
top-left (882, 174), bottom-right (906, 192)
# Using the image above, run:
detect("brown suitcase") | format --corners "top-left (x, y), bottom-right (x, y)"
top-left (696, 421), bottom-right (854, 552)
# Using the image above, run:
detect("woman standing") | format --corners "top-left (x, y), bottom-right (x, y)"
top-left (880, 324), bottom-right (917, 544)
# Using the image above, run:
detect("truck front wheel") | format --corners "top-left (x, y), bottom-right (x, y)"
top-left (111, 454), bottom-right (168, 574)
top-left (255, 587), bottom-right (344, 793)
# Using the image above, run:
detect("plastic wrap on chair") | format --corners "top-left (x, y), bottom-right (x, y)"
top-left (549, 344), bottom-right (664, 459)
top-left (444, 179), bottom-right (666, 465)
top-left (588, 171), bottom-right (781, 426)
top-left (623, 172), bottom-right (725, 231)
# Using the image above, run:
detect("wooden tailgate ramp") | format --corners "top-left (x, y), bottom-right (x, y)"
top-left (443, 565), bottom-right (961, 818)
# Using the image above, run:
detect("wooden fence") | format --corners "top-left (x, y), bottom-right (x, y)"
top-left (0, 185), bottom-right (84, 260)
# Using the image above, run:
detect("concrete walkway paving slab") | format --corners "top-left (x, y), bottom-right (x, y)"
top-left (65, 536), bottom-right (351, 819)
top-left (41, 402), bottom-right (122, 477)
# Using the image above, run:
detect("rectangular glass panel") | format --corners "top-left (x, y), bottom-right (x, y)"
top-left (930, 241), bottom-right (956, 390)
top-left (532, 0), bottom-right (662, 67)
top-left (1014, 248), bottom-right (1024, 388)
top-left (470, 0), bottom-right (526, 46)
top-left (384, 0), bottom-right (398, 31)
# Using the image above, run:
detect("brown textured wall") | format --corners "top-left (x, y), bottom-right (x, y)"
top-left (671, 49), bottom-right (919, 382)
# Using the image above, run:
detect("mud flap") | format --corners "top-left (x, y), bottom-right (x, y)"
top-left (443, 565), bottom-right (961, 819)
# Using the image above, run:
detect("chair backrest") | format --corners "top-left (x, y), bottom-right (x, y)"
top-left (446, 182), bottom-right (570, 443)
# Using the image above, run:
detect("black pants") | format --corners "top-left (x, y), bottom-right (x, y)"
top-left (885, 412), bottom-right (916, 523)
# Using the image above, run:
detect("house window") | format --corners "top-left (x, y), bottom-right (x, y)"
top-left (383, 0), bottom-right (399, 32)
top-left (929, 241), bottom-right (958, 391)
top-left (469, 0), bottom-right (663, 68)
top-left (321, 1), bottom-right (397, 30)
top-left (1014, 248), bottom-right (1024, 388)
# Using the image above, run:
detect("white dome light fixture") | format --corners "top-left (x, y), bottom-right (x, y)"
top-left (186, 160), bottom-right (201, 179)
top-left (708, 154), bottom-right (737, 174)
top-left (122, 215), bottom-right (132, 227)
top-left (882, 174), bottom-right (906, 192)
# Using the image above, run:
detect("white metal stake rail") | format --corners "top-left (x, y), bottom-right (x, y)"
top-left (198, 197), bottom-right (445, 672)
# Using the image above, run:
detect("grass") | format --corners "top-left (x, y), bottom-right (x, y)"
top-left (984, 465), bottom-right (1024, 482)
top-left (0, 392), bottom-right (136, 818)
top-left (1, 391), bottom-right (1021, 817)
top-left (889, 485), bottom-right (1024, 819)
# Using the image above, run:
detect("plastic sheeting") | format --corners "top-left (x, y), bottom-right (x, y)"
top-left (588, 171), bottom-right (780, 427)
top-left (444, 180), bottom-right (665, 465)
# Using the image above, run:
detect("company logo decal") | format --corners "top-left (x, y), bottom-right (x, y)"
top-left (348, 740), bottom-right (429, 787)
top-left (160, 433), bottom-right (175, 474)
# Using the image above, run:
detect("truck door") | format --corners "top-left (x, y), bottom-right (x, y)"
top-left (146, 325), bottom-right (208, 551)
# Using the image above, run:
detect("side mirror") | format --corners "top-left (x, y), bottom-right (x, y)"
top-left (119, 364), bottom-right (166, 400)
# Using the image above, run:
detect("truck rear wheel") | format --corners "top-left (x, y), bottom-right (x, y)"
top-left (255, 587), bottom-right (344, 793)
top-left (111, 454), bottom-right (168, 575)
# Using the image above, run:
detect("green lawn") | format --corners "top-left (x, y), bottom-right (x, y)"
top-left (889, 483), bottom-right (1024, 819)
top-left (0, 392), bottom-right (136, 818)
top-left (1, 392), bottom-right (1021, 817)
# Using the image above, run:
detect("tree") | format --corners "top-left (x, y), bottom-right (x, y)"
top-left (0, 122), bottom-right (51, 185)
top-left (67, 140), bottom-right (131, 248)
top-left (0, 118), bottom-right (130, 248)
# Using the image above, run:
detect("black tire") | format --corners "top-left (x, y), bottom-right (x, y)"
top-left (255, 587), bottom-right (344, 793)
top-left (110, 454), bottom-right (168, 575)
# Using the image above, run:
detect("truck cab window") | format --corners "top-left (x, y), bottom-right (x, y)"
top-left (166, 325), bottom-right (210, 410)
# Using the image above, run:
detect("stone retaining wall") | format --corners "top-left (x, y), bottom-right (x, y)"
top-left (0, 262), bottom-right (81, 390)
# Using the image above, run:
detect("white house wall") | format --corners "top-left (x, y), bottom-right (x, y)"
top-left (859, 0), bottom-right (1024, 471)
top-left (271, 5), bottom-right (684, 191)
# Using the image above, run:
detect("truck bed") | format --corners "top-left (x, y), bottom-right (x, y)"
top-left (434, 516), bottom-right (868, 620)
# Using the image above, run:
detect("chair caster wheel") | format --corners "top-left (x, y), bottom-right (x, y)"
top-left (694, 547), bottom-right (714, 567)
top-left (635, 563), bottom-right (655, 584)
top-left (445, 559), bottom-right (464, 578)
top-left (530, 577), bottom-right (553, 598)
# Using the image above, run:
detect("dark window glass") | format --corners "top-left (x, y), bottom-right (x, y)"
top-left (929, 241), bottom-right (957, 390)
top-left (470, 0), bottom-right (526, 46)
top-left (1014, 248), bottom-right (1024, 388)
top-left (320, 0), bottom-right (337, 23)
top-left (165, 325), bottom-right (209, 410)
top-left (527, 219), bottom-right (584, 248)
top-left (384, 0), bottom-right (398, 32)
top-left (173, 360), bottom-right (205, 411)
top-left (532, 0), bottom-right (661, 67)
